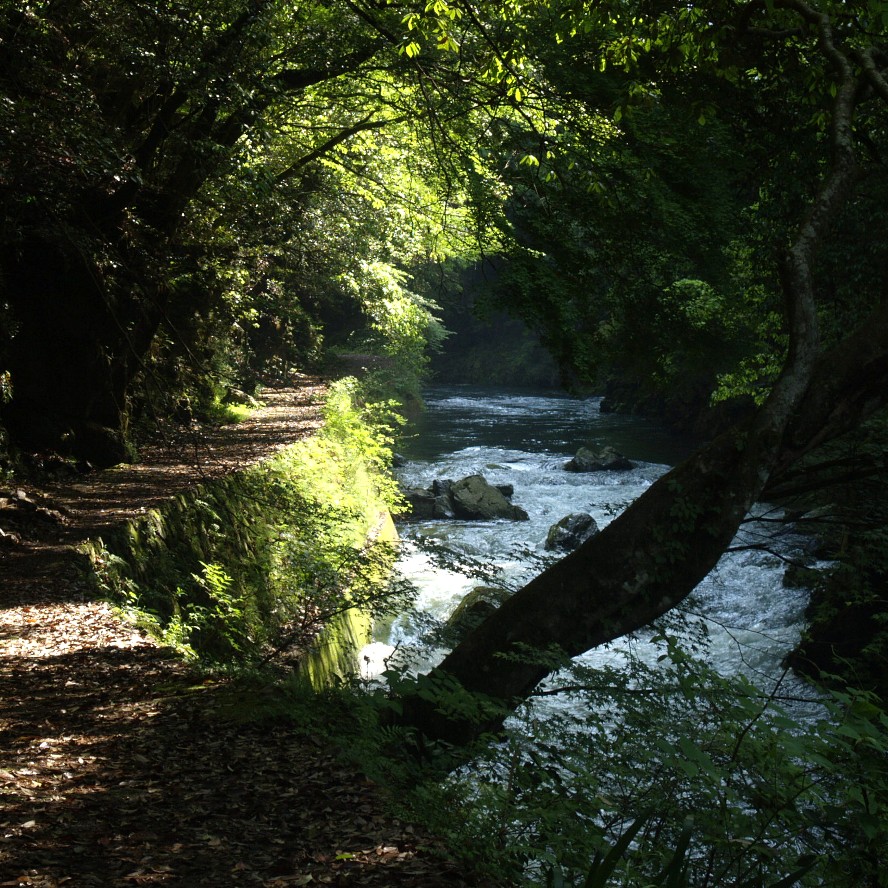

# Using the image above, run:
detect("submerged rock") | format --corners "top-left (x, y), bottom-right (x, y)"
top-left (545, 512), bottom-right (600, 552)
top-left (564, 445), bottom-right (634, 473)
top-left (446, 585), bottom-right (512, 637)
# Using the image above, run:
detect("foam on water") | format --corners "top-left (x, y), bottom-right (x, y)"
top-left (363, 387), bottom-right (819, 710)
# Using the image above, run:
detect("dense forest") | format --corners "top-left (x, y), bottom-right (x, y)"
top-left (3, 0), bottom-right (888, 885)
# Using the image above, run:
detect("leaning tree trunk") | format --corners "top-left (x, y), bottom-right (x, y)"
top-left (400, 304), bottom-right (888, 745)
top-left (400, 5), bottom-right (882, 747)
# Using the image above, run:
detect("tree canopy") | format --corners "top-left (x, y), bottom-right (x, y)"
top-left (0, 0), bottom-right (481, 465)
top-left (3, 1), bottom-right (888, 882)
top-left (3, 0), bottom-right (888, 740)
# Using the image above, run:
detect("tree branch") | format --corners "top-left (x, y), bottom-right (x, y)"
top-left (854, 47), bottom-right (888, 103)
top-left (274, 114), bottom-right (405, 184)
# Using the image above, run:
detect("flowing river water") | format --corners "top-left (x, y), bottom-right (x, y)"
top-left (361, 386), bottom-right (820, 709)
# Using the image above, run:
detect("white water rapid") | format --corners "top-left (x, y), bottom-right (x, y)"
top-left (361, 387), bottom-right (819, 708)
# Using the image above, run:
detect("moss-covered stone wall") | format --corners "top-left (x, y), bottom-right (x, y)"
top-left (80, 389), bottom-right (400, 686)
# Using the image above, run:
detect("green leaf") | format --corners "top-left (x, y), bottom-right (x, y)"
top-left (582, 817), bottom-right (648, 887)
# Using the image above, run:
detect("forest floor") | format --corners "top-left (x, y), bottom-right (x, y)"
top-left (0, 381), bottom-right (485, 888)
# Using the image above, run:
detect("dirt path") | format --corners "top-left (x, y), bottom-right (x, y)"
top-left (0, 384), bottom-right (481, 887)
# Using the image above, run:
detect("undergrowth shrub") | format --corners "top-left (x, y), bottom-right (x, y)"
top-left (345, 622), bottom-right (888, 887)
top-left (91, 377), bottom-right (412, 672)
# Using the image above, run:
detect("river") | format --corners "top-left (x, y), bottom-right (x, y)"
top-left (361, 386), bottom-right (818, 707)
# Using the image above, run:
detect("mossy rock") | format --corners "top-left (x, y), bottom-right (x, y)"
top-left (446, 586), bottom-right (512, 638)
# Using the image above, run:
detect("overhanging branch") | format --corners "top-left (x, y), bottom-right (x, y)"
top-left (274, 114), bottom-right (405, 184)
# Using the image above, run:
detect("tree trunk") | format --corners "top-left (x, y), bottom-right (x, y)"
top-left (1, 236), bottom-right (157, 466)
top-left (401, 296), bottom-right (888, 746)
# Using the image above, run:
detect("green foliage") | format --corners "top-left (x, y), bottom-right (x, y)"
top-left (784, 424), bottom-right (888, 697)
top-left (309, 377), bottom-right (407, 511)
top-left (0, 0), bottom-right (475, 462)
top-left (414, 0), bottom-right (888, 429)
top-left (93, 378), bottom-right (410, 670)
top-left (339, 261), bottom-right (447, 380)
top-left (365, 626), bottom-right (888, 887)
top-left (157, 563), bottom-right (246, 660)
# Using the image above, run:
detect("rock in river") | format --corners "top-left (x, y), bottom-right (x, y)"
top-left (449, 474), bottom-right (529, 521)
top-left (564, 445), bottom-right (634, 473)
top-left (545, 511), bottom-right (600, 552)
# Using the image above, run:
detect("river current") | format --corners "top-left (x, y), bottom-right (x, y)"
top-left (361, 386), bottom-right (818, 706)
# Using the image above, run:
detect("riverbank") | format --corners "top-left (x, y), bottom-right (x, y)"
top-left (0, 382), bottom-right (491, 887)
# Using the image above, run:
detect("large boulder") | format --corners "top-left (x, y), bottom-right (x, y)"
top-left (400, 475), bottom-right (528, 521)
top-left (564, 445), bottom-right (634, 473)
top-left (545, 512), bottom-right (600, 552)
top-left (450, 474), bottom-right (529, 521)
top-left (446, 585), bottom-right (512, 638)
top-left (401, 489), bottom-right (437, 519)
top-left (431, 479), bottom-right (456, 518)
